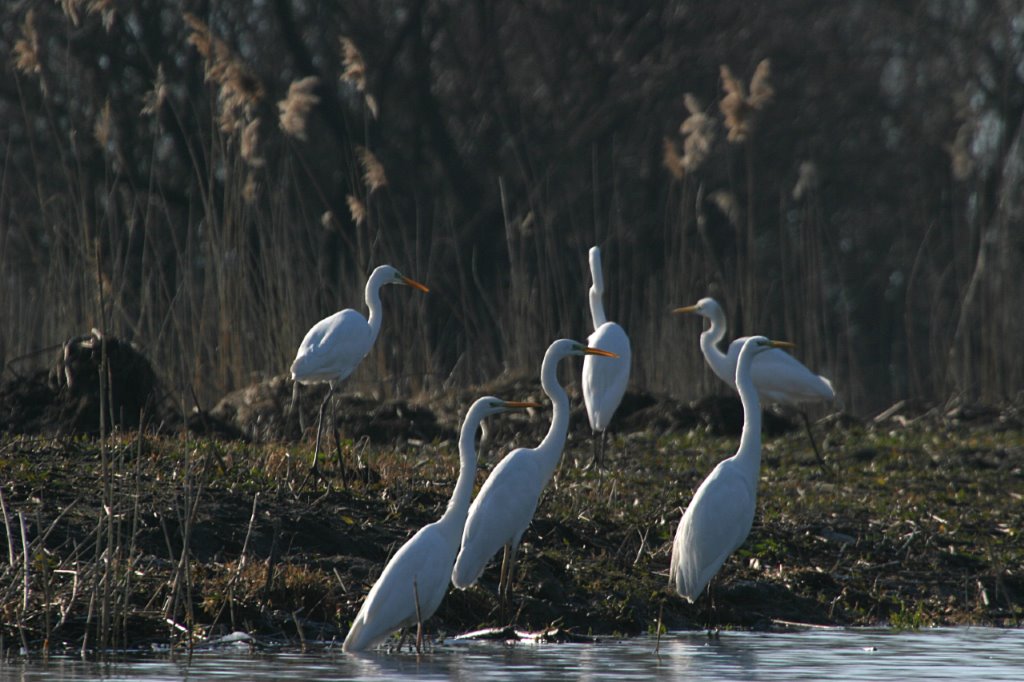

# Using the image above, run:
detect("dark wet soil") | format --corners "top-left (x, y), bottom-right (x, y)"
top-left (1, 337), bottom-right (1022, 653)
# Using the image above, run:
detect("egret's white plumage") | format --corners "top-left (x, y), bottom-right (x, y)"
top-left (674, 297), bottom-right (834, 406)
top-left (582, 247), bottom-right (631, 447)
top-left (291, 265), bottom-right (428, 386)
top-left (670, 336), bottom-right (791, 601)
top-left (451, 339), bottom-right (618, 593)
top-left (291, 264), bottom-right (427, 469)
top-left (342, 396), bottom-right (538, 653)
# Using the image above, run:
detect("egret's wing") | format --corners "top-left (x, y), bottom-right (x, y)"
top-left (347, 523), bottom-right (455, 650)
top-left (749, 347), bottom-right (834, 404)
top-left (291, 309), bottom-right (372, 383)
top-left (453, 450), bottom-right (543, 587)
top-left (583, 323), bottom-right (632, 431)
top-left (672, 463), bottom-right (756, 598)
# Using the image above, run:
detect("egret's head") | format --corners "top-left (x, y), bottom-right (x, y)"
top-left (672, 296), bottom-right (721, 319)
top-left (745, 335), bottom-right (795, 356)
top-left (374, 264), bottom-right (429, 292)
top-left (543, 339), bottom-right (620, 363)
top-left (588, 246), bottom-right (604, 291)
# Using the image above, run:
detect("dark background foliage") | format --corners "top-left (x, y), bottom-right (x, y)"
top-left (2, 0), bottom-right (1022, 415)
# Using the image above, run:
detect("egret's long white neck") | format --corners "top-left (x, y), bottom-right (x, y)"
top-left (588, 251), bottom-right (607, 329)
top-left (364, 270), bottom-right (387, 346)
top-left (439, 406), bottom-right (483, 536)
top-left (699, 307), bottom-right (734, 387)
top-left (536, 351), bottom-right (571, 476)
top-left (733, 344), bottom-right (763, 480)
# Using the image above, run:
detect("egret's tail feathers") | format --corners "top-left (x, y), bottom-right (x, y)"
top-left (817, 375), bottom-right (836, 402)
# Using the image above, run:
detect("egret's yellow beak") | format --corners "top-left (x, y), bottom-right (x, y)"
top-left (584, 347), bottom-right (619, 358)
top-left (504, 400), bottom-right (542, 409)
top-left (401, 276), bottom-right (429, 293)
top-left (769, 340), bottom-right (796, 350)
top-left (673, 304), bottom-right (699, 314)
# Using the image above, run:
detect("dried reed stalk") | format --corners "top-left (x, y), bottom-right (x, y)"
top-left (356, 146), bottom-right (387, 193)
top-left (278, 76), bottom-right (320, 141)
top-left (347, 194), bottom-right (367, 226)
top-left (240, 119), bottom-right (265, 168)
top-left (88, 0), bottom-right (117, 30)
top-left (141, 64), bottom-right (168, 116)
top-left (94, 99), bottom-right (113, 148)
top-left (184, 12), bottom-right (264, 133)
top-left (340, 36), bottom-right (378, 118)
top-left (720, 59), bottom-right (773, 142)
top-left (664, 94), bottom-right (716, 179)
top-left (792, 161), bottom-right (819, 200)
top-left (13, 10), bottom-right (42, 76)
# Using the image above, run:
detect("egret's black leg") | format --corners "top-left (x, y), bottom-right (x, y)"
top-left (800, 411), bottom-right (830, 474)
top-left (311, 384), bottom-right (335, 474)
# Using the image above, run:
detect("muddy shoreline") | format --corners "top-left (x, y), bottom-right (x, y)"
top-left (1, 388), bottom-right (1021, 653)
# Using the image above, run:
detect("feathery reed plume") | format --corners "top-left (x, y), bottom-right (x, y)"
top-left (364, 93), bottom-right (380, 120)
top-left (340, 36), bottom-right (379, 118)
top-left (141, 64), bottom-right (168, 116)
top-left (241, 119), bottom-right (265, 168)
top-left (709, 190), bottom-right (740, 227)
top-left (184, 12), bottom-right (213, 58)
top-left (243, 173), bottom-right (258, 205)
top-left (60, 0), bottom-right (84, 26)
top-left (662, 137), bottom-right (684, 180)
top-left (94, 99), bottom-right (113, 148)
top-left (748, 59), bottom-right (774, 109)
top-left (947, 121), bottom-right (975, 181)
top-left (719, 59), bottom-right (773, 142)
top-left (346, 195), bottom-right (367, 226)
top-left (679, 93), bottom-right (716, 172)
top-left (356, 146), bottom-right (387, 193)
top-left (340, 37), bottom-right (367, 91)
top-left (663, 94), bottom-right (717, 179)
top-left (278, 76), bottom-right (320, 141)
top-left (183, 12), bottom-right (264, 133)
top-left (792, 161), bottom-right (819, 200)
top-left (87, 0), bottom-right (117, 31)
top-left (13, 10), bottom-right (42, 76)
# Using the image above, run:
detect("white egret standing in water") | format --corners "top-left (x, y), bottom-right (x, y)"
top-left (342, 396), bottom-right (539, 653)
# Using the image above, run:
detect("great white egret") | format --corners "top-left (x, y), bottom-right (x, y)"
top-left (674, 297), bottom-right (834, 467)
top-left (451, 339), bottom-right (619, 602)
top-left (291, 265), bottom-right (428, 473)
top-left (670, 336), bottom-right (793, 604)
top-left (342, 396), bottom-right (539, 653)
top-left (582, 246), bottom-right (631, 467)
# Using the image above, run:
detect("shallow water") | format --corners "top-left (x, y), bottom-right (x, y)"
top-left (6, 628), bottom-right (1022, 681)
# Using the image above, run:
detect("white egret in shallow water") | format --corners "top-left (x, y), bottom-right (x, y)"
top-left (451, 339), bottom-right (619, 603)
top-left (342, 396), bottom-right (539, 653)
top-left (670, 336), bottom-right (793, 605)
top-left (674, 297), bottom-right (834, 468)
top-left (291, 265), bottom-right (428, 473)
top-left (582, 246), bottom-right (631, 467)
